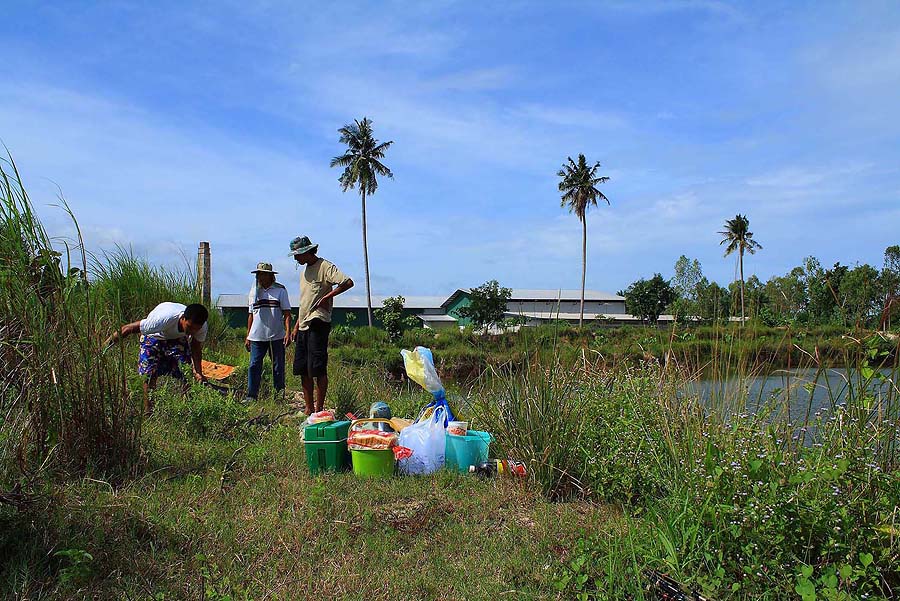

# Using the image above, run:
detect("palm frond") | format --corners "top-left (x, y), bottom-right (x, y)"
top-left (369, 158), bottom-right (393, 179)
top-left (330, 153), bottom-right (355, 168)
top-left (371, 140), bottom-right (394, 157)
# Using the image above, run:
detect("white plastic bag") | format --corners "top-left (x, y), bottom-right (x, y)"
top-left (398, 406), bottom-right (446, 475)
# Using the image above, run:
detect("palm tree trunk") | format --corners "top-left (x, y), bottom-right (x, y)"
top-left (580, 215), bottom-right (586, 328)
top-left (361, 188), bottom-right (373, 327)
top-left (739, 249), bottom-right (745, 324)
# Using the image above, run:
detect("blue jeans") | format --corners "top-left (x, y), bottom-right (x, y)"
top-left (247, 340), bottom-right (285, 399)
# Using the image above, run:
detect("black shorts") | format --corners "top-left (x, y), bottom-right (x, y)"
top-left (293, 318), bottom-right (331, 378)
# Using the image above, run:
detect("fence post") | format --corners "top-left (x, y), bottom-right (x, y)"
top-left (198, 241), bottom-right (211, 308)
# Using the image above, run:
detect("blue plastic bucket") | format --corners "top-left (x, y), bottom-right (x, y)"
top-left (445, 430), bottom-right (493, 473)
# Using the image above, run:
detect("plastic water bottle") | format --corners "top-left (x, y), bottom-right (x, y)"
top-left (469, 459), bottom-right (527, 478)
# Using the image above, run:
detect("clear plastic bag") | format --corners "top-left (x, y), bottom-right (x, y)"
top-left (397, 406), bottom-right (446, 475)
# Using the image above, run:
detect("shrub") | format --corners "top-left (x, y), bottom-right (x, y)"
top-left (554, 342), bottom-right (900, 599)
top-left (399, 327), bottom-right (436, 349)
top-left (374, 295), bottom-right (405, 342)
top-left (330, 323), bottom-right (355, 345)
top-left (331, 346), bottom-right (402, 373)
top-left (435, 346), bottom-right (486, 382)
top-left (579, 366), bottom-right (671, 505)
top-left (351, 326), bottom-right (390, 347)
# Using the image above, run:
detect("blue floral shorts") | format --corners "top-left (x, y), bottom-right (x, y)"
top-left (138, 335), bottom-right (190, 379)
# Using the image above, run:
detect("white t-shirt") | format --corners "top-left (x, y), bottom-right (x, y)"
top-left (248, 283), bottom-right (291, 341)
top-left (140, 302), bottom-right (208, 343)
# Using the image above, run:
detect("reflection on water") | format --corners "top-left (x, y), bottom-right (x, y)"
top-left (683, 368), bottom-right (898, 424)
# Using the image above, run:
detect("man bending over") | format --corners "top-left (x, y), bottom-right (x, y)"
top-left (105, 302), bottom-right (209, 414)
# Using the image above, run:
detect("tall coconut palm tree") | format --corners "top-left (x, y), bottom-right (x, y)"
top-left (557, 154), bottom-right (610, 327)
top-left (719, 214), bottom-right (762, 322)
top-left (330, 117), bottom-right (393, 327)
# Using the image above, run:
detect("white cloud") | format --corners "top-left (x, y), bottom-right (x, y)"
top-left (3, 2), bottom-right (898, 297)
top-left (746, 167), bottom-right (828, 190)
top-left (512, 104), bottom-right (628, 131)
top-left (423, 67), bottom-right (517, 92)
top-left (0, 81), bottom-right (349, 292)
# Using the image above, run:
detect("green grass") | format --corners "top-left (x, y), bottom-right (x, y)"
top-left (1, 154), bottom-right (140, 481)
top-left (4, 340), bottom-right (896, 599)
top-left (305, 320), bottom-right (898, 381)
top-left (3, 153), bottom-right (899, 599)
top-left (2, 379), bottom-right (620, 599)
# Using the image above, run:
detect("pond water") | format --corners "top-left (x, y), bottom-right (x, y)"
top-left (684, 368), bottom-right (898, 424)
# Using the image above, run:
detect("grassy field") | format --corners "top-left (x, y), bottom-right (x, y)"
top-left (5, 344), bottom-right (899, 599)
top-left (3, 380), bottom-right (619, 599)
top-left (3, 157), bottom-right (900, 599)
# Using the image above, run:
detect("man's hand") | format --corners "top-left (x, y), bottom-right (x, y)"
top-left (102, 333), bottom-right (116, 352)
top-left (284, 333), bottom-right (292, 347)
top-left (193, 370), bottom-right (206, 383)
top-left (244, 337), bottom-right (251, 352)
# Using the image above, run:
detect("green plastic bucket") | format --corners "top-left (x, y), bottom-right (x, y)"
top-left (351, 449), bottom-right (395, 477)
top-left (445, 430), bottom-right (492, 473)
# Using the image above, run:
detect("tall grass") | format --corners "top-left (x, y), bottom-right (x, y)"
top-left (0, 155), bottom-right (140, 489)
top-left (494, 328), bottom-right (900, 598)
top-left (91, 246), bottom-right (195, 324)
top-left (475, 359), bottom-right (593, 499)
top-left (91, 246), bottom-right (226, 342)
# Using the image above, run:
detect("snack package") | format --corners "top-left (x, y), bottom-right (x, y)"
top-left (348, 428), bottom-right (397, 451)
top-left (307, 410), bottom-right (336, 424)
top-left (392, 446), bottom-right (413, 461)
top-left (348, 419), bottom-right (401, 451)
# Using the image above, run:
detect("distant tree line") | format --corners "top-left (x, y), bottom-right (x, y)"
top-left (622, 245), bottom-right (900, 328)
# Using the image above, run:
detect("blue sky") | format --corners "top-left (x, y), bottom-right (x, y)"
top-left (2, 1), bottom-right (898, 298)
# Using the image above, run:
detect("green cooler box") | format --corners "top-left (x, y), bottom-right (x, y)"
top-left (304, 420), bottom-right (351, 474)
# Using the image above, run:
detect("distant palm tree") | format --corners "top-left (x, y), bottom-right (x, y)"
top-left (719, 214), bottom-right (762, 322)
top-left (557, 154), bottom-right (610, 327)
top-left (330, 117), bottom-right (393, 327)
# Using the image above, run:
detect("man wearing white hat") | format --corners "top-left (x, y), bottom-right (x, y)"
top-left (245, 262), bottom-right (291, 402)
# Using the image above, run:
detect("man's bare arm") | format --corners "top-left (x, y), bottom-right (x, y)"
top-left (104, 321), bottom-right (141, 348)
top-left (312, 278), bottom-right (355, 311)
top-left (190, 338), bottom-right (205, 382)
top-left (283, 310), bottom-right (292, 345)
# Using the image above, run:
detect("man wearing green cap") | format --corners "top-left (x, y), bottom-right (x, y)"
top-left (289, 236), bottom-right (354, 414)
top-left (245, 262), bottom-right (291, 402)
